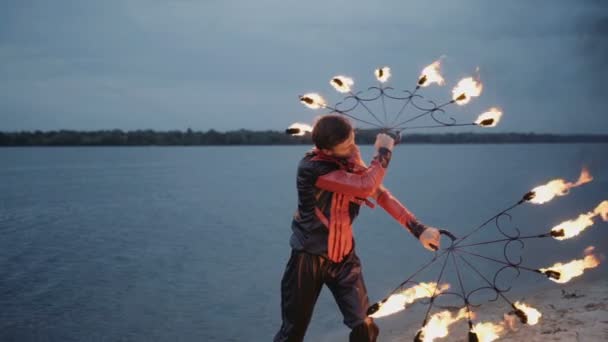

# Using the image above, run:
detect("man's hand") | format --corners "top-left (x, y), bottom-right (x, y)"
top-left (374, 133), bottom-right (395, 152)
top-left (419, 226), bottom-right (441, 251)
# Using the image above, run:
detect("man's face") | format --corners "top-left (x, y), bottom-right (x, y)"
top-left (324, 130), bottom-right (356, 158)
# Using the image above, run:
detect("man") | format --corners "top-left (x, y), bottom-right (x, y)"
top-left (274, 114), bottom-right (442, 342)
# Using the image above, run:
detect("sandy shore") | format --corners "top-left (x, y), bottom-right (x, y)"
top-left (378, 277), bottom-right (608, 341)
top-left (318, 277), bottom-right (608, 341)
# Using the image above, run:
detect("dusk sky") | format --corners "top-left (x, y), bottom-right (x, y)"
top-left (1, 0), bottom-right (607, 133)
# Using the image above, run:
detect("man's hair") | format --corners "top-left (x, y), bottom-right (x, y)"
top-left (312, 114), bottom-right (353, 150)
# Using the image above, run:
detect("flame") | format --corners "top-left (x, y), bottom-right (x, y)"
top-left (550, 200), bottom-right (607, 239)
top-left (551, 212), bottom-right (596, 240)
top-left (452, 77), bottom-right (483, 105)
top-left (287, 122), bottom-right (313, 136)
top-left (528, 167), bottom-right (593, 204)
top-left (299, 93), bottom-right (326, 109)
top-left (574, 167), bottom-right (593, 186)
top-left (513, 302), bottom-right (542, 325)
top-left (375, 66), bottom-right (391, 83)
top-left (370, 282), bottom-right (449, 318)
top-left (539, 250), bottom-right (600, 284)
top-left (475, 108), bottom-right (503, 127)
top-left (594, 200), bottom-right (608, 221)
top-left (417, 307), bottom-right (469, 342)
top-left (418, 60), bottom-right (445, 87)
top-left (330, 75), bottom-right (354, 93)
top-left (471, 322), bottom-right (504, 342)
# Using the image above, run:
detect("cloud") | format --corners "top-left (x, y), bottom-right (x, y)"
top-left (0, 0), bottom-right (606, 133)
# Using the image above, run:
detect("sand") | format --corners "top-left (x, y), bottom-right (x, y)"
top-left (318, 277), bottom-right (608, 341)
top-left (377, 277), bottom-right (608, 341)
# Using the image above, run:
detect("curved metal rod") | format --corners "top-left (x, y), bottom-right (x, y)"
top-left (333, 93), bottom-right (386, 127)
top-left (357, 87), bottom-right (383, 101)
top-left (334, 96), bottom-right (362, 113)
top-left (312, 83), bottom-right (485, 136)
top-left (466, 286), bottom-right (501, 307)
top-left (389, 98), bottom-right (454, 130)
top-left (452, 200), bottom-right (524, 247)
top-left (324, 106), bottom-right (385, 129)
top-left (383, 88), bottom-right (416, 101)
top-left (457, 254), bottom-right (517, 308)
top-left (429, 108), bottom-right (457, 127)
top-left (492, 265), bottom-right (521, 293)
top-left (398, 123), bottom-right (476, 131)
top-left (495, 212), bottom-right (520, 239)
top-left (503, 238), bottom-right (525, 266)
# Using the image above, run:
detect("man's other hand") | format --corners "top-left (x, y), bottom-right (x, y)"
top-left (419, 226), bottom-right (441, 251)
top-left (374, 133), bottom-right (395, 152)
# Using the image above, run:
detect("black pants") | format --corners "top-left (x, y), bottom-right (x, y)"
top-left (274, 249), bottom-right (379, 342)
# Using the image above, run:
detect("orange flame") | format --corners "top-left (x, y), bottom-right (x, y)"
top-left (299, 93), bottom-right (326, 109)
top-left (594, 200), bottom-right (608, 221)
top-left (471, 321), bottom-right (504, 342)
top-left (529, 167), bottom-right (593, 204)
top-left (513, 301), bottom-right (542, 325)
top-left (418, 60), bottom-right (445, 87)
top-left (370, 282), bottom-right (450, 318)
top-left (375, 66), bottom-right (391, 83)
top-left (539, 248), bottom-right (600, 283)
top-left (452, 77), bottom-right (483, 105)
top-left (550, 200), bottom-right (608, 240)
top-left (330, 75), bottom-right (354, 93)
top-left (574, 167), bottom-right (593, 186)
top-left (287, 122), bottom-right (313, 136)
top-left (417, 307), bottom-right (469, 342)
top-left (475, 108), bottom-right (503, 127)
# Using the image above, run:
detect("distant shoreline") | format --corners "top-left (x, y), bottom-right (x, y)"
top-left (1, 129), bottom-right (607, 146)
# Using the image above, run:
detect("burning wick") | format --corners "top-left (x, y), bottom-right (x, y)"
top-left (475, 108), bottom-right (503, 128)
top-left (286, 122), bottom-right (313, 136)
top-left (330, 75), bottom-right (354, 93)
top-left (375, 66), bottom-right (391, 83)
top-left (418, 60), bottom-right (445, 87)
top-left (538, 246), bottom-right (600, 283)
top-left (299, 93), bottom-right (326, 109)
top-left (549, 200), bottom-right (608, 240)
top-left (452, 77), bottom-right (483, 105)
top-left (509, 301), bottom-right (541, 325)
top-left (523, 167), bottom-right (593, 204)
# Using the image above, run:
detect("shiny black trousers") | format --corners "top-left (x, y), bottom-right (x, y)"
top-left (274, 249), bottom-right (379, 342)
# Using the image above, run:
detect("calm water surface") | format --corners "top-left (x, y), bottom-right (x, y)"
top-left (1, 144), bottom-right (607, 341)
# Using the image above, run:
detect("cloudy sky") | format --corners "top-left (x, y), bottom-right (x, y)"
top-left (1, 0), bottom-right (607, 133)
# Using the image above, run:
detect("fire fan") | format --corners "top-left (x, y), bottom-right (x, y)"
top-left (288, 61), bottom-right (605, 341)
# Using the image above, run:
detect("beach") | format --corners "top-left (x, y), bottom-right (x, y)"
top-left (374, 277), bottom-right (608, 341)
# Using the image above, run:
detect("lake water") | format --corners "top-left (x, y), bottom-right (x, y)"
top-left (1, 144), bottom-right (607, 341)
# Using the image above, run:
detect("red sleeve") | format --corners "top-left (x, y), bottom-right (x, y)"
top-left (314, 159), bottom-right (386, 198)
top-left (375, 187), bottom-right (419, 235)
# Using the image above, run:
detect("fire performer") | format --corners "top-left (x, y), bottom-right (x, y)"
top-left (274, 114), bottom-right (444, 342)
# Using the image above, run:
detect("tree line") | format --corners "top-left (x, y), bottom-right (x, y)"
top-left (0, 129), bottom-right (607, 146)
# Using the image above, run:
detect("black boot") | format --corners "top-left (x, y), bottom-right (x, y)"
top-left (349, 317), bottom-right (379, 342)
